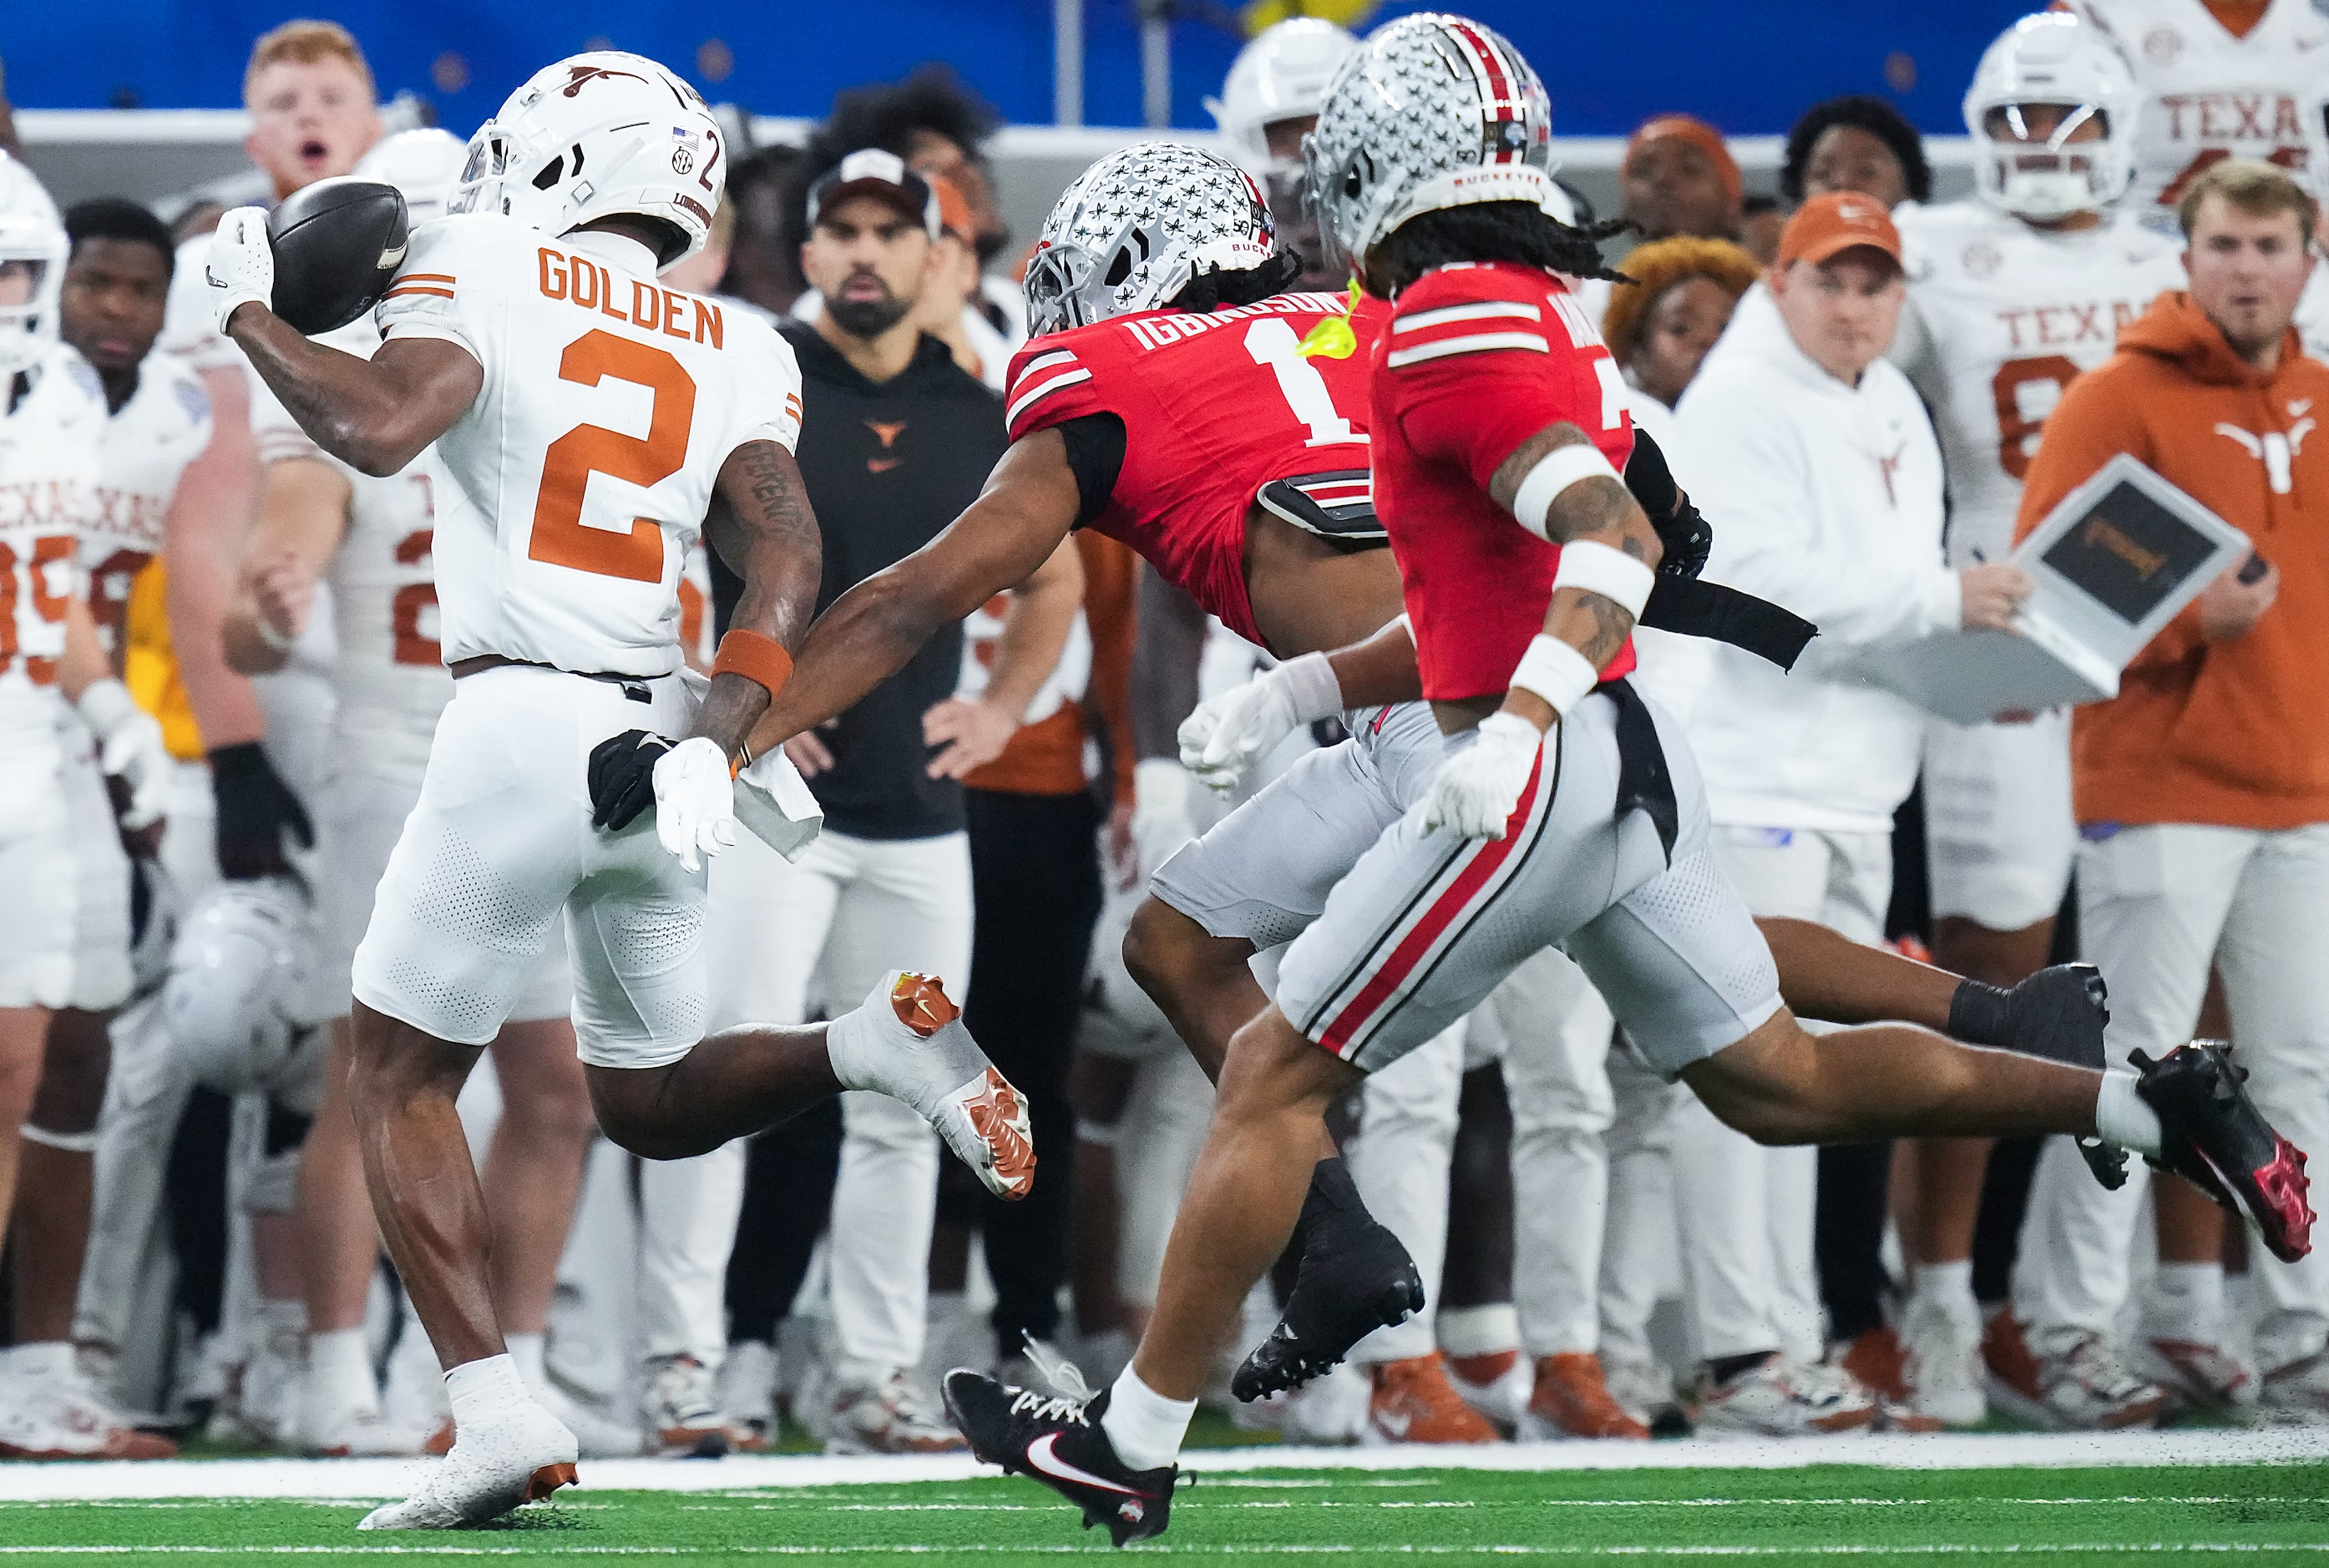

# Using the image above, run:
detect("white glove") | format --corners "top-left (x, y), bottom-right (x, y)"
top-left (1417, 711), bottom-right (1545, 841)
top-left (651, 736), bottom-right (738, 873)
top-left (1177, 650), bottom-right (1343, 794)
top-left (77, 677), bottom-right (170, 830)
top-left (205, 207), bottom-right (274, 336)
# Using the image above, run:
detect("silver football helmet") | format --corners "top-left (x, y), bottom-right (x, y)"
top-left (1965, 12), bottom-right (2137, 220)
top-left (1024, 142), bottom-right (1277, 338)
top-left (1304, 13), bottom-right (1561, 271)
top-left (164, 877), bottom-right (323, 1099)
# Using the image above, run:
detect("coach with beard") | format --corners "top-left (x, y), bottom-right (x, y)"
top-left (702, 148), bottom-right (1081, 1449)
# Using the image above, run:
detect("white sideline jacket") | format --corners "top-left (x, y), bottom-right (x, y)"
top-left (1644, 284), bottom-right (1953, 837)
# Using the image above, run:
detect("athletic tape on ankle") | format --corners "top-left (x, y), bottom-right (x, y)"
top-left (18, 1122), bottom-right (99, 1154)
top-left (1512, 443), bottom-right (1621, 540)
top-left (1509, 634), bottom-right (1599, 717)
top-left (1552, 540), bottom-right (1655, 620)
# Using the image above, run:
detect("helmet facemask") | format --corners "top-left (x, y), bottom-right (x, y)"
top-left (1978, 100), bottom-right (2124, 220)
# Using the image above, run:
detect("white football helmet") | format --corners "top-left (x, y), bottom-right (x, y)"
top-left (356, 127), bottom-right (468, 226)
top-left (449, 51), bottom-right (723, 267)
top-left (1025, 142), bottom-right (1277, 338)
top-left (164, 878), bottom-right (322, 1099)
top-left (1207, 18), bottom-right (1362, 173)
top-left (1965, 12), bottom-right (2137, 220)
top-left (0, 152), bottom-right (65, 379)
top-left (1304, 13), bottom-right (1562, 271)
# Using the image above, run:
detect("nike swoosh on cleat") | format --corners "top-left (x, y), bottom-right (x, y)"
top-left (1026, 1433), bottom-right (1143, 1497)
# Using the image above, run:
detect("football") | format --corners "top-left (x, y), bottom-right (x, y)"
top-left (265, 177), bottom-right (410, 336)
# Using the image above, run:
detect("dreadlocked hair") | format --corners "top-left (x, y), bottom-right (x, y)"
top-left (1166, 250), bottom-right (1307, 314)
top-left (1374, 201), bottom-right (1633, 298)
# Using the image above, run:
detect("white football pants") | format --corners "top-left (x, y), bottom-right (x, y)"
top-left (705, 827), bottom-right (974, 1373)
top-left (2016, 822), bottom-right (2329, 1373)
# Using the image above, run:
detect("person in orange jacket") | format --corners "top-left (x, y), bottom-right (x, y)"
top-left (2009, 157), bottom-right (2329, 1422)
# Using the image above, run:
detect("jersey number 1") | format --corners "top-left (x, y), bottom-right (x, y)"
top-left (530, 330), bottom-right (698, 583)
top-left (1244, 318), bottom-right (1359, 448)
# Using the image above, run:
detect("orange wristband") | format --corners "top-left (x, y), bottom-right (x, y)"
top-left (713, 629), bottom-right (793, 697)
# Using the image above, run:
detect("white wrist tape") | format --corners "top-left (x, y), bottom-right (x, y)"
top-left (1509, 634), bottom-right (1599, 717)
top-left (254, 615), bottom-right (297, 653)
top-left (20, 1122), bottom-right (100, 1154)
top-left (1276, 650), bottom-right (1345, 724)
top-left (1552, 539), bottom-right (1657, 620)
top-left (1511, 443), bottom-right (1622, 540)
top-left (75, 676), bottom-right (139, 736)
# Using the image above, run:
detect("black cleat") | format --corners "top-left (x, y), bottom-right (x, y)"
top-left (1230, 1157), bottom-right (1425, 1403)
top-left (942, 1372), bottom-right (1175, 1547)
top-left (2134, 1042), bottom-right (2315, 1264)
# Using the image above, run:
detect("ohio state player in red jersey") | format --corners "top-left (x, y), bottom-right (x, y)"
top-left (916, 18), bottom-right (2309, 1541)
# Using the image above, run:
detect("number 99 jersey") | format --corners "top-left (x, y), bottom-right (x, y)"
top-left (1891, 201), bottom-right (2183, 567)
top-left (1003, 289), bottom-right (1375, 648)
top-left (376, 214), bottom-right (802, 678)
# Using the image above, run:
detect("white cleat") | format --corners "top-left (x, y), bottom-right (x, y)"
top-left (828, 971), bottom-right (1035, 1200)
top-left (1901, 1293), bottom-right (1989, 1429)
top-left (356, 1401), bottom-right (578, 1530)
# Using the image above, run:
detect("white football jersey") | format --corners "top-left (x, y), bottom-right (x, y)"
top-left (1892, 201), bottom-right (2185, 564)
top-left (87, 354), bottom-right (211, 658)
top-left (2063, 0), bottom-right (2325, 213)
top-left (374, 215), bottom-right (803, 678)
top-left (2296, 264), bottom-right (2329, 363)
top-left (0, 346), bottom-right (106, 763)
top-left (249, 318), bottom-right (448, 756)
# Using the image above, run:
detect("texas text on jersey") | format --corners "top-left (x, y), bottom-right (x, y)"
top-left (2064, 0), bottom-right (2326, 211)
top-left (1893, 200), bottom-right (2185, 564)
top-left (373, 213), bottom-right (804, 678)
top-left (0, 346), bottom-right (105, 756)
top-left (1002, 290), bottom-right (1376, 646)
top-left (86, 353), bottom-right (210, 658)
top-left (1372, 261), bottom-right (1636, 701)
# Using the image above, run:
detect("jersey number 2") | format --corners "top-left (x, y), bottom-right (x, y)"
top-left (530, 330), bottom-right (698, 583)
top-left (1244, 318), bottom-right (1359, 448)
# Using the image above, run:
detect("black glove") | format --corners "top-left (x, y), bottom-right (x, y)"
top-left (210, 741), bottom-right (313, 881)
top-left (1623, 426), bottom-right (1712, 581)
top-left (589, 729), bottom-right (675, 832)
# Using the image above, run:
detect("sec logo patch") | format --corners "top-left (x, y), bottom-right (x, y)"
top-left (2144, 25), bottom-right (2182, 65)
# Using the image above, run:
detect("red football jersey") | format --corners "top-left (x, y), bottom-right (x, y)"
top-left (1003, 292), bottom-right (1381, 647)
top-left (1372, 262), bottom-right (1636, 702)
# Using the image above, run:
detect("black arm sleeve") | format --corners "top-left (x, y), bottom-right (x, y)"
top-left (1054, 412), bottom-right (1127, 529)
top-left (1623, 425), bottom-right (1711, 582)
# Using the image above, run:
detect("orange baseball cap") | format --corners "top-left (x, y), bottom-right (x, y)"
top-left (929, 173), bottom-right (975, 243)
top-left (1776, 191), bottom-right (1902, 271)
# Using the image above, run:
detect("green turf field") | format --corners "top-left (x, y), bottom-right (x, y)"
top-left (4, 1462), bottom-right (2326, 1564)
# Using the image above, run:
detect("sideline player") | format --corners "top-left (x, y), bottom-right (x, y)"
top-left (219, 129), bottom-right (592, 1457)
top-left (206, 52), bottom-right (1032, 1525)
top-left (931, 18), bottom-right (2311, 1540)
top-left (732, 139), bottom-right (2168, 1405)
top-left (0, 157), bottom-right (175, 1459)
top-left (1887, 11), bottom-right (2185, 1427)
top-left (3, 197), bottom-right (210, 1461)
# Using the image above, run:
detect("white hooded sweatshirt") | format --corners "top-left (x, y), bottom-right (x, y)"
top-left (1650, 284), bottom-right (1954, 836)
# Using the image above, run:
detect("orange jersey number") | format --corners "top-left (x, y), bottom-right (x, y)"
top-left (529, 330), bottom-right (698, 584)
top-left (1991, 354), bottom-right (2082, 481)
top-left (0, 534), bottom-right (78, 684)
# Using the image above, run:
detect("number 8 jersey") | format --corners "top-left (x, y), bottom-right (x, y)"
top-left (1891, 200), bottom-right (2183, 567)
top-left (376, 213), bottom-right (802, 677)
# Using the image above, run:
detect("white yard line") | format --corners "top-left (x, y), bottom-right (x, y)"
top-left (3, 1544), bottom-right (2329, 1557)
top-left (0, 1429), bottom-right (2321, 1504)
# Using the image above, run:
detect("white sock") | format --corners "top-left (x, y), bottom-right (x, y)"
top-left (5, 1340), bottom-right (73, 1386)
top-left (1437, 1304), bottom-right (1520, 1361)
top-left (2095, 1070), bottom-right (2163, 1157)
top-left (824, 1000), bottom-right (879, 1092)
top-left (505, 1333), bottom-right (548, 1397)
top-left (2146, 1262), bottom-right (2227, 1345)
top-left (307, 1328), bottom-right (379, 1414)
top-left (1099, 1367), bottom-right (1196, 1472)
top-left (444, 1353), bottom-right (531, 1432)
top-left (1912, 1260), bottom-right (1977, 1323)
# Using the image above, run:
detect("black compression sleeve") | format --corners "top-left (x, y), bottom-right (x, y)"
top-left (1054, 412), bottom-right (1127, 529)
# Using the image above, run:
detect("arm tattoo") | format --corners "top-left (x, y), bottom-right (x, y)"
top-left (1577, 594), bottom-right (1636, 669)
top-left (712, 441), bottom-right (823, 655)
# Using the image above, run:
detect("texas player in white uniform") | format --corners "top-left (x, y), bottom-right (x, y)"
top-left (1886, 11), bottom-right (2186, 1425)
top-left (222, 129), bottom-right (589, 1458)
top-left (2062, 0), bottom-right (2324, 215)
top-left (0, 155), bottom-right (175, 1459)
top-left (206, 51), bottom-right (1033, 1526)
